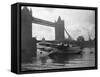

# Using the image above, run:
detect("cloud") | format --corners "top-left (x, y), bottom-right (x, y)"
top-left (29, 6), bottom-right (95, 40)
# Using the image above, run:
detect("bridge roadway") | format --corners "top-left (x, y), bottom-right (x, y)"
top-left (32, 16), bottom-right (55, 27)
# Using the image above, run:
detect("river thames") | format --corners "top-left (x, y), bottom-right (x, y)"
top-left (21, 47), bottom-right (95, 71)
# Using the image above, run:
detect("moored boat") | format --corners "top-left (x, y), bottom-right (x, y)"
top-left (37, 41), bottom-right (81, 56)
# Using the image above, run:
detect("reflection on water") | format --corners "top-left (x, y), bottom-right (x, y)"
top-left (22, 48), bottom-right (95, 71)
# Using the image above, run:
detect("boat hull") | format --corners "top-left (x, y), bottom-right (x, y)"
top-left (53, 46), bottom-right (81, 54)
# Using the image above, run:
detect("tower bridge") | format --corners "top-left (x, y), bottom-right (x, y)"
top-left (31, 16), bottom-right (65, 41)
top-left (21, 7), bottom-right (65, 63)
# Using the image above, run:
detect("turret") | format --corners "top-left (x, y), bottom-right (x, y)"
top-left (29, 8), bottom-right (32, 16)
top-left (55, 16), bottom-right (65, 41)
top-left (57, 16), bottom-right (62, 22)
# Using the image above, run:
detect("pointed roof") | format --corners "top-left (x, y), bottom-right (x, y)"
top-left (23, 6), bottom-right (28, 10)
top-left (57, 16), bottom-right (62, 22)
top-left (22, 6), bottom-right (30, 13)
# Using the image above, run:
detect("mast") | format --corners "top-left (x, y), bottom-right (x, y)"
top-left (64, 26), bottom-right (73, 40)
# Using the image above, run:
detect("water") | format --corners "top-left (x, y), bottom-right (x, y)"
top-left (22, 48), bottom-right (95, 71)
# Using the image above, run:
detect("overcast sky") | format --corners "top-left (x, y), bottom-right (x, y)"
top-left (27, 6), bottom-right (95, 41)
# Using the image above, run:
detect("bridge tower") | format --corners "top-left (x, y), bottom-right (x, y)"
top-left (55, 16), bottom-right (65, 41)
top-left (21, 7), bottom-right (36, 63)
